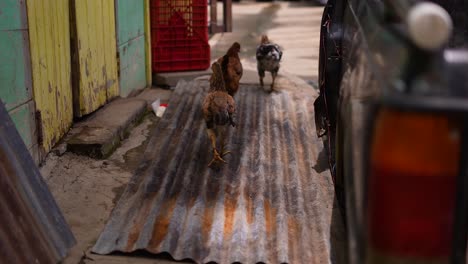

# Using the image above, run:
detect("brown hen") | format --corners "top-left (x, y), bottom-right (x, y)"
top-left (202, 61), bottom-right (236, 167)
top-left (216, 42), bottom-right (243, 97)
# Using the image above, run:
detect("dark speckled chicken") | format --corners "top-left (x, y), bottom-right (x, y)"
top-left (202, 61), bottom-right (236, 167)
top-left (256, 35), bottom-right (283, 92)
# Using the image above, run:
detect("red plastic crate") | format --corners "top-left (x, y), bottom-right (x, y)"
top-left (151, 0), bottom-right (210, 73)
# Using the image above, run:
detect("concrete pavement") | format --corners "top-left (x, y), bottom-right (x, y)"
top-left (211, 1), bottom-right (322, 84)
top-left (267, 2), bottom-right (323, 82)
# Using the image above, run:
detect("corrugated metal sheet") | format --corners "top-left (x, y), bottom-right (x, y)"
top-left (27, 0), bottom-right (73, 156)
top-left (0, 100), bottom-right (75, 263)
top-left (93, 79), bottom-right (346, 263)
top-left (0, 0), bottom-right (38, 162)
top-left (71, 0), bottom-right (119, 117)
top-left (116, 0), bottom-right (147, 97)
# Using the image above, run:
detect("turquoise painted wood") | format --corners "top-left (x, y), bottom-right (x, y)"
top-left (119, 36), bottom-right (147, 95)
top-left (0, 0), bottom-right (37, 162)
top-left (0, 30), bottom-right (31, 111)
top-left (9, 101), bottom-right (38, 161)
top-left (0, 0), bottom-right (25, 30)
top-left (116, 0), bottom-right (147, 97)
top-left (116, 0), bottom-right (145, 45)
top-left (0, 0), bottom-right (31, 111)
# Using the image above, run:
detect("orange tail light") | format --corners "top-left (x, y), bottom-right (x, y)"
top-left (367, 108), bottom-right (461, 263)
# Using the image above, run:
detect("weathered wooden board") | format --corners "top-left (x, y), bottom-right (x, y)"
top-left (8, 101), bottom-right (38, 161)
top-left (116, 0), bottom-right (147, 97)
top-left (0, 0), bottom-right (26, 31)
top-left (144, 0), bottom-right (152, 86)
top-left (71, 0), bottom-right (119, 117)
top-left (0, 30), bottom-right (31, 111)
top-left (118, 36), bottom-right (147, 96)
top-left (27, 0), bottom-right (73, 155)
top-left (0, 0), bottom-right (37, 162)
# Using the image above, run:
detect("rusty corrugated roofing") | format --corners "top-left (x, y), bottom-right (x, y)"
top-left (92, 79), bottom-right (345, 263)
top-left (0, 101), bottom-right (75, 263)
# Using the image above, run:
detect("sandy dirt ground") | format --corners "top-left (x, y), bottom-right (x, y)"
top-left (41, 116), bottom-right (162, 263)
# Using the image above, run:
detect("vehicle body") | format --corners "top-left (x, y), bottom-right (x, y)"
top-left (314, 0), bottom-right (328, 4)
top-left (314, 0), bottom-right (468, 263)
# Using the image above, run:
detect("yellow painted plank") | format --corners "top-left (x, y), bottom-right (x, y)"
top-left (104, 0), bottom-right (119, 98)
top-left (27, 0), bottom-right (73, 155)
top-left (72, 0), bottom-right (119, 117)
top-left (75, 0), bottom-right (104, 113)
top-left (144, 0), bottom-right (152, 86)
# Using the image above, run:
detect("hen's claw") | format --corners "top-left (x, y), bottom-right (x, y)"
top-left (208, 149), bottom-right (228, 167)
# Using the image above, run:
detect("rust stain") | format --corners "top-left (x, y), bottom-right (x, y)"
top-left (148, 197), bottom-right (178, 249)
top-left (244, 190), bottom-right (254, 225)
top-left (126, 194), bottom-right (158, 251)
top-left (264, 199), bottom-right (276, 236)
top-left (223, 191), bottom-right (238, 238)
top-left (201, 204), bottom-right (215, 245)
top-left (187, 196), bottom-right (196, 211)
top-left (201, 176), bottom-right (220, 244)
top-left (288, 216), bottom-right (300, 260)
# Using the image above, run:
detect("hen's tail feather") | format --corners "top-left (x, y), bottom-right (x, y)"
top-left (210, 61), bottom-right (227, 92)
top-left (221, 55), bottom-right (230, 80)
top-left (213, 109), bottom-right (231, 126)
top-left (229, 112), bottom-right (236, 127)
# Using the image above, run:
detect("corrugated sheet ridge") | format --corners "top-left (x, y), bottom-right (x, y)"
top-left (93, 79), bottom-right (345, 264)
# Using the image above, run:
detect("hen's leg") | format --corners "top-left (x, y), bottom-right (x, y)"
top-left (207, 128), bottom-right (227, 167)
top-left (219, 126), bottom-right (231, 157)
top-left (207, 128), bottom-right (217, 151)
top-left (221, 147), bottom-right (231, 156)
top-left (258, 67), bottom-right (265, 87)
top-left (271, 70), bottom-right (278, 92)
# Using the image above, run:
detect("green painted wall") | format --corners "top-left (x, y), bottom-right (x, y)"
top-left (0, 31), bottom-right (31, 110)
top-left (9, 101), bottom-right (37, 159)
top-left (0, 0), bottom-right (25, 30)
top-left (0, 0), bottom-right (37, 162)
top-left (116, 0), bottom-right (147, 97)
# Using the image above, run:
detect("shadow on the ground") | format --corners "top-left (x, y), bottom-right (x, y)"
top-left (313, 146), bottom-right (329, 173)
